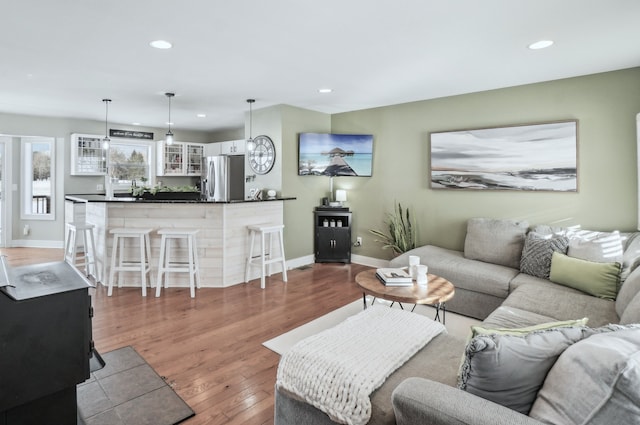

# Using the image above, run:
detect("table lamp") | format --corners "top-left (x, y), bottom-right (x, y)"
top-left (335, 189), bottom-right (347, 207)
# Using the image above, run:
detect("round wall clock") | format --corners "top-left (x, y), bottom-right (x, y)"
top-left (248, 135), bottom-right (276, 174)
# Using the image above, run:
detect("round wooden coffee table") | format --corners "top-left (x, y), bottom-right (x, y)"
top-left (355, 269), bottom-right (455, 323)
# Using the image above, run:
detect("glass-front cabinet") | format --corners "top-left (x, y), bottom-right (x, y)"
top-left (157, 141), bottom-right (204, 176)
top-left (186, 144), bottom-right (204, 175)
top-left (70, 134), bottom-right (107, 175)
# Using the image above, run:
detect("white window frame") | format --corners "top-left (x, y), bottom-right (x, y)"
top-left (21, 136), bottom-right (55, 220)
top-left (107, 139), bottom-right (156, 191)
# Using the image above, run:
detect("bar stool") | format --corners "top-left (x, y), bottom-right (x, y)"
top-left (156, 228), bottom-right (201, 298)
top-left (64, 222), bottom-right (99, 281)
top-left (108, 228), bottom-right (153, 296)
top-left (245, 223), bottom-right (288, 289)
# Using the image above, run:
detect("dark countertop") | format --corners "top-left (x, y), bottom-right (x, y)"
top-left (65, 194), bottom-right (296, 204)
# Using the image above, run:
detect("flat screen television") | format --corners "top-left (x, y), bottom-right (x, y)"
top-left (298, 133), bottom-right (374, 176)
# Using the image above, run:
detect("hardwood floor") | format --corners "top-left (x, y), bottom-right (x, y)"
top-left (1, 247), bottom-right (370, 424)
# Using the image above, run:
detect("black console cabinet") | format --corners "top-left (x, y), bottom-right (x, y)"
top-left (0, 261), bottom-right (94, 425)
top-left (314, 207), bottom-right (352, 263)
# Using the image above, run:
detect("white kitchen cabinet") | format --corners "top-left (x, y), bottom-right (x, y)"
top-left (204, 142), bottom-right (221, 156)
top-left (157, 141), bottom-right (204, 176)
top-left (70, 133), bottom-right (107, 175)
top-left (219, 139), bottom-right (246, 155)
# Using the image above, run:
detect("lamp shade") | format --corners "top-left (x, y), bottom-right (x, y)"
top-left (335, 189), bottom-right (347, 202)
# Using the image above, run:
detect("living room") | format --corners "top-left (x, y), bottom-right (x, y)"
top-left (1, 1), bottom-right (640, 424)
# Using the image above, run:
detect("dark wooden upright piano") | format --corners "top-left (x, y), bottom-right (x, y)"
top-left (0, 258), bottom-right (95, 425)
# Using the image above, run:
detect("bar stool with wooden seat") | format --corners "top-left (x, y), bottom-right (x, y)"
top-left (108, 228), bottom-right (153, 296)
top-left (245, 223), bottom-right (288, 289)
top-left (155, 228), bottom-right (201, 298)
top-left (64, 221), bottom-right (99, 281)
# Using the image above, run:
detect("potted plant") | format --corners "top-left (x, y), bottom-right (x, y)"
top-left (369, 202), bottom-right (417, 255)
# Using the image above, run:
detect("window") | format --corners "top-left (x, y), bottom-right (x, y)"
top-left (108, 140), bottom-right (154, 189)
top-left (21, 136), bottom-right (55, 220)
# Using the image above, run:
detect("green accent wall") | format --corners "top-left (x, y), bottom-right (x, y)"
top-left (282, 67), bottom-right (640, 261)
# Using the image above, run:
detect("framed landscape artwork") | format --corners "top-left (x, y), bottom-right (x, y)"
top-left (430, 120), bottom-right (578, 191)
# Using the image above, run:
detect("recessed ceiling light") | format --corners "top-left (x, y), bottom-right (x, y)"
top-left (196, 113), bottom-right (206, 118)
top-left (150, 40), bottom-right (172, 49)
top-left (318, 88), bottom-right (333, 94)
top-left (528, 40), bottom-right (554, 50)
top-left (166, 122), bottom-right (174, 126)
top-left (132, 122), bottom-right (141, 126)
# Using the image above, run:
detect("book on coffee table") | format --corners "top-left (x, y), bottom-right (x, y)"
top-left (375, 268), bottom-right (413, 286)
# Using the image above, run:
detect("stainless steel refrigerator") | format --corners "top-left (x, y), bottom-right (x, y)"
top-left (201, 155), bottom-right (245, 201)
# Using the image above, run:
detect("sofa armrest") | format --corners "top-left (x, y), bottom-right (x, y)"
top-left (392, 378), bottom-right (543, 425)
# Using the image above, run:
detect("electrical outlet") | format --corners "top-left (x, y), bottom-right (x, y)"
top-left (354, 236), bottom-right (362, 247)
top-left (23, 225), bottom-right (30, 236)
top-left (97, 183), bottom-right (104, 191)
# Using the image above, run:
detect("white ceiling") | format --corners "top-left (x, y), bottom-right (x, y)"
top-left (1, 0), bottom-right (639, 133)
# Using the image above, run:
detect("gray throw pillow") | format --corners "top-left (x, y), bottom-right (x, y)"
top-left (464, 218), bottom-right (529, 269)
top-left (530, 327), bottom-right (640, 424)
top-left (520, 232), bottom-right (569, 279)
top-left (457, 326), bottom-right (588, 415)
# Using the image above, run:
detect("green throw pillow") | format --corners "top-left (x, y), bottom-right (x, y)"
top-left (549, 252), bottom-right (620, 300)
top-left (471, 318), bottom-right (589, 338)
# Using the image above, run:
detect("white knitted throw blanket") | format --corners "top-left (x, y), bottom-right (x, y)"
top-left (276, 305), bottom-right (445, 425)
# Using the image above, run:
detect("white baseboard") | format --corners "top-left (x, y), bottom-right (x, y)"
top-left (351, 254), bottom-right (390, 268)
top-left (286, 254), bottom-right (315, 270)
top-left (11, 239), bottom-right (64, 249)
top-left (284, 254), bottom-right (388, 270)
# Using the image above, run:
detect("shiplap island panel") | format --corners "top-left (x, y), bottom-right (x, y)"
top-left (65, 196), bottom-right (291, 289)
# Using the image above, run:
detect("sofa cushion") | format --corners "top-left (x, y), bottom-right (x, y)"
top-left (509, 271), bottom-right (584, 294)
top-left (392, 245), bottom-right (516, 299)
top-left (549, 252), bottom-right (620, 300)
top-left (616, 265), bottom-right (640, 318)
top-left (529, 327), bottom-right (640, 424)
top-left (620, 292), bottom-right (640, 325)
top-left (519, 232), bottom-right (569, 279)
top-left (502, 283), bottom-right (619, 327)
top-left (482, 305), bottom-right (558, 329)
top-left (621, 232), bottom-right (640, 282)
top-left (464, 218), bottom-right (528, 269)
top-left (369, 332), bottom-right (467, 424)
top-left (458, 326), bottom-right (588, 415)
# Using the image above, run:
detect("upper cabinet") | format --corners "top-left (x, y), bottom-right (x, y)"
top-left (204, 142), bottom-right (221, 156)
top-left (70, 134), bottom-right (107, 175)
top-left (219, 139), bottom-right (246, 155)
top-left (157, 141), bottom-right (204, 176)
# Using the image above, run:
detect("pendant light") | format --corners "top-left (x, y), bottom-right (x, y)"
top-left (102, 98), bottom-right (111, 149)
top-left (246, 98), bottom-right (255, 151)
top-left (165, 92), bottom-right (175, 145)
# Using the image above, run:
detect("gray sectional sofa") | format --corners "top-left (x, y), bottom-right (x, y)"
top-left (274, 218), bottom-right (640, 425)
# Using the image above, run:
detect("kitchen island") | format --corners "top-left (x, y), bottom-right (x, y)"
top-left (65, 195), bottom-right (295, 289)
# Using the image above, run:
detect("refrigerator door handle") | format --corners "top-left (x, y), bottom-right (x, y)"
top-left (208, 160), bottom-right (216, 200)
